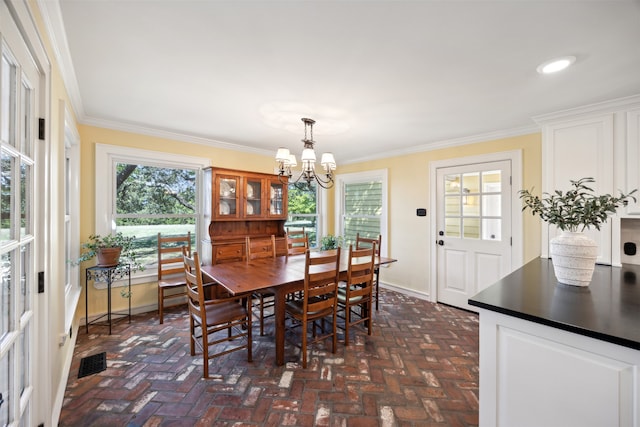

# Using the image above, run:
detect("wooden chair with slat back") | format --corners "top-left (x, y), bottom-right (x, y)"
top-left (355, 233), bottom-right (382, 310)
top-left (337, 243), bottom-right (376, 346)
top-left (246, 235), bottom-right (277, 336)
top-left (157, 232), bottom-right (191, 324)
top-left (183, 249), bottom-right (252, 378)
top-left (287, 232), bottom-right (309, 257)
top-left (285, 248), bottom-right (341, 368)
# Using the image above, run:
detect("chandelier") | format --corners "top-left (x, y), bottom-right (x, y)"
top-left (275, 118), bottom-right (336, 189)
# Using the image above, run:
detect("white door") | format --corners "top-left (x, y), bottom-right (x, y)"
top-left (436, 161), bottom-right (512, 311)
top-left (0, 2), bottom-right (39, 425)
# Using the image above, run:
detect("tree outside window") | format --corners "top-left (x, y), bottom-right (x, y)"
top-left (115, 163), bottom-right (197, 268)
top-left (286, 183), bottom-right (319, 248)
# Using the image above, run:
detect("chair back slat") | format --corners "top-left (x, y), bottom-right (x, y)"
top-left (158, 232), bottom-right (191, 280)
top-left (304, 248), bottom-right (341, 314)
top-left (355, 233), bottom-right (381, 256)
top-left (287, 233), bottom-right (309, 256)
top-left (183, 248), bottom-right (206, 322)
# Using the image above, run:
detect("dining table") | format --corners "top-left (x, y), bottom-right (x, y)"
top-left (200, 250), bottom-right (398, 366)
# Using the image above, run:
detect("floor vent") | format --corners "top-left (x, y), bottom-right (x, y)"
top-left (78, 352), bottom-right (106, 378)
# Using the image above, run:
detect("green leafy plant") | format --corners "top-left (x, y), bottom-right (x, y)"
top-left (320, 234), bottom-right (344, 250)
top-left (74, 233), bottom-right (145, 272)
top-left (519, 177), bottom-right (637, 232)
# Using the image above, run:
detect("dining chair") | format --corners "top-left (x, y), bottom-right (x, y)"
top-left (337, 243), bottom-right (376, 346)
top-left (286, 232), bottom-right (309, 301)
top-left (183, 249), bottom-right (252, 378)
top-left (285, 248), bottom-right (341, 368)
top-left (287, 232), bottom-right (309, 256)
top-left (157, 232), bottom-right (191, 324)
top-left (355, 233), bottom-right (382, 310)
top-left (246, 235), bottom-right (277, 335)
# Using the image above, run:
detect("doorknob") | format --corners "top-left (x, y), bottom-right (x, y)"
top-left (437, 240), bottom-right (444, 246)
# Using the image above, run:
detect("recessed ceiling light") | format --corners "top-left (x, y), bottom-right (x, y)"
top-left (536, 56), bottom-right (576, 74)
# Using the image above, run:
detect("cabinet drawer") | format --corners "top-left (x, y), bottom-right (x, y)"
top-left (214, 243), bottom-right (244, 263)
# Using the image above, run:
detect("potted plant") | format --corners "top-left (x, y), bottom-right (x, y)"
top-left (75, 233), bottom-right (145, 272)
top-left (320, 234), bottom-right (344, 250)
top-left (519, 177), bottom-right (636, 286)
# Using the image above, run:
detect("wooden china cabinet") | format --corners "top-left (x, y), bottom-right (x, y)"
top-left (202, 167), bottom-right (288, 265)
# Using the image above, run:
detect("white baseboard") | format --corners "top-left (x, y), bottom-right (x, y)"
top-left (380, 281), bottom-right (432, 302)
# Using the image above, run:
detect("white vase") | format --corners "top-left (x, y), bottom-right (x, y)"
top-left (549, 231), bottom-right (598, 287)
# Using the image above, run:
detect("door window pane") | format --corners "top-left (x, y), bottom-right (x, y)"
top-left (462, 192), bottom-right (480, 216)
top-left (1, 151), bottom-right (15, 243)
top-left (462, 172), bottom-right (480, 193)
top-left (20, 161), bottom-right (30, 237)
top-left (445, 195), bottom-right (461, 216)
top-left (0, 350), bottom-right (10, 425)
top-left (1, 251), bottom-right (11, 338)
top-left (445, 217), bottom-right (460, 238)
top-left (482, 194), bottom-right (501, 217)
top-left (482, 170), bottom-right (501, 192)
top-left (482, 219), bottom-right (502, 240)
top-left (444, 174), bottom-right (460, 194)
top-left (1, 54), bottom-right (16, 146)
top-left (19, 245), bottom-right (29, 315)
top-left (463, 217), bottom-right (480, 239)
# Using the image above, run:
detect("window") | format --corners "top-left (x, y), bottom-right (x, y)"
top-left (63, 104), bottom-right (81, 334)
top-left (336, 170), bottom-right (387, 253)
top-left (286, 182), bottom-right (320, 248)
top-left (95, 144), bottom-right (210, 281)
top-left (115, 163), bottom-right (197, 267)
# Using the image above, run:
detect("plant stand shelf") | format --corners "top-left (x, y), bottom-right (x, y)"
top-left (85, 264), bottom-right (131, 335)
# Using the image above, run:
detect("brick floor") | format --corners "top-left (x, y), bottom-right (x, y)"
top-left (59, 289), bottom-right (479, 426)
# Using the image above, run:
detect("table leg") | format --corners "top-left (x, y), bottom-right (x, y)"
top-left (107, 274), bottom-right (112, 335)
top-left (274, 289), bottom-right (286, 366)
top-left (85, 269), bottom-right (89, 334)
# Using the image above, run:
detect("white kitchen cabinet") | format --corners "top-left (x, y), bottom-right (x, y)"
top-left (539, 114), bottom-right (614, 263)
top-left (534, 95), bottom-right (640, 266)
top-left (625, 108), bottom-right (640, 215)
top-left (477, 309), bottom-right (640, 427)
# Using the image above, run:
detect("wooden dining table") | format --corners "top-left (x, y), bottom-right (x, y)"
top-left (200, 250), bottom-right (397, 366)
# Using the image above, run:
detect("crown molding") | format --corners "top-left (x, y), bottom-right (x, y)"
top-left (532, 93), bottom-right (640, 125)
top-left (37, 0), bottom-right (85, 120)
top-left (83, 116), bottom-right (274, 157)
top-left (342, 124), bottom-right (540, 165)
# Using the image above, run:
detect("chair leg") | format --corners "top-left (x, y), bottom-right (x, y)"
top-left (189, 316), bottom-right (195, 356)
top-left (331, 311), bottom-right (337, 353)
top-left (375, 270), bottom-right (380, 311)
top-left (158, 288), bottom-right (164, 324)
top-left (259, 294), bottom-right (265, 336)
top-left (366, 299), bottom-right (372, 335)
top-left (344, 303), bottom-right (351, 346)
top-left (302, 320), bottom-right (308, 368)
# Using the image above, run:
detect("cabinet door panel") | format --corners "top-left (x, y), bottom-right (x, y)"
top-left (214, 175), bottom-right (241, 219)
top-left (543, 114), bottom-right (614, 263)
top-left (625, 109), bottom-right (640, 214)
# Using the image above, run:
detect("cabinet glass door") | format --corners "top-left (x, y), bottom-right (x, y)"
top-left (218, 176), bottom-right (238, 217)
top-left (269, 182), bottom-right (285, 217)
top-left (246, 178), bottom-right (262, 216)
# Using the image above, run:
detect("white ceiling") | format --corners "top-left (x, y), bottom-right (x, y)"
top-left (46, 1), bottom-right (640, 163)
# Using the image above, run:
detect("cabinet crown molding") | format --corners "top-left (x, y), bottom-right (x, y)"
top-left (533, 93), bottom-right (640, 125)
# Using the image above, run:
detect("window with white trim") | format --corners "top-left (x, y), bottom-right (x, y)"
top-left (336, 170), bottom-right (387, 254)
top-left (64, 105), bottom-right (81, 333)
top-left (286, 182), bottom-right (321, 248)
top-left (94, 145), bottom-right (210, 281)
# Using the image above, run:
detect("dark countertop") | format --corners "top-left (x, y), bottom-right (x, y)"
top-left (468, 258), bottom-right (640, 350)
